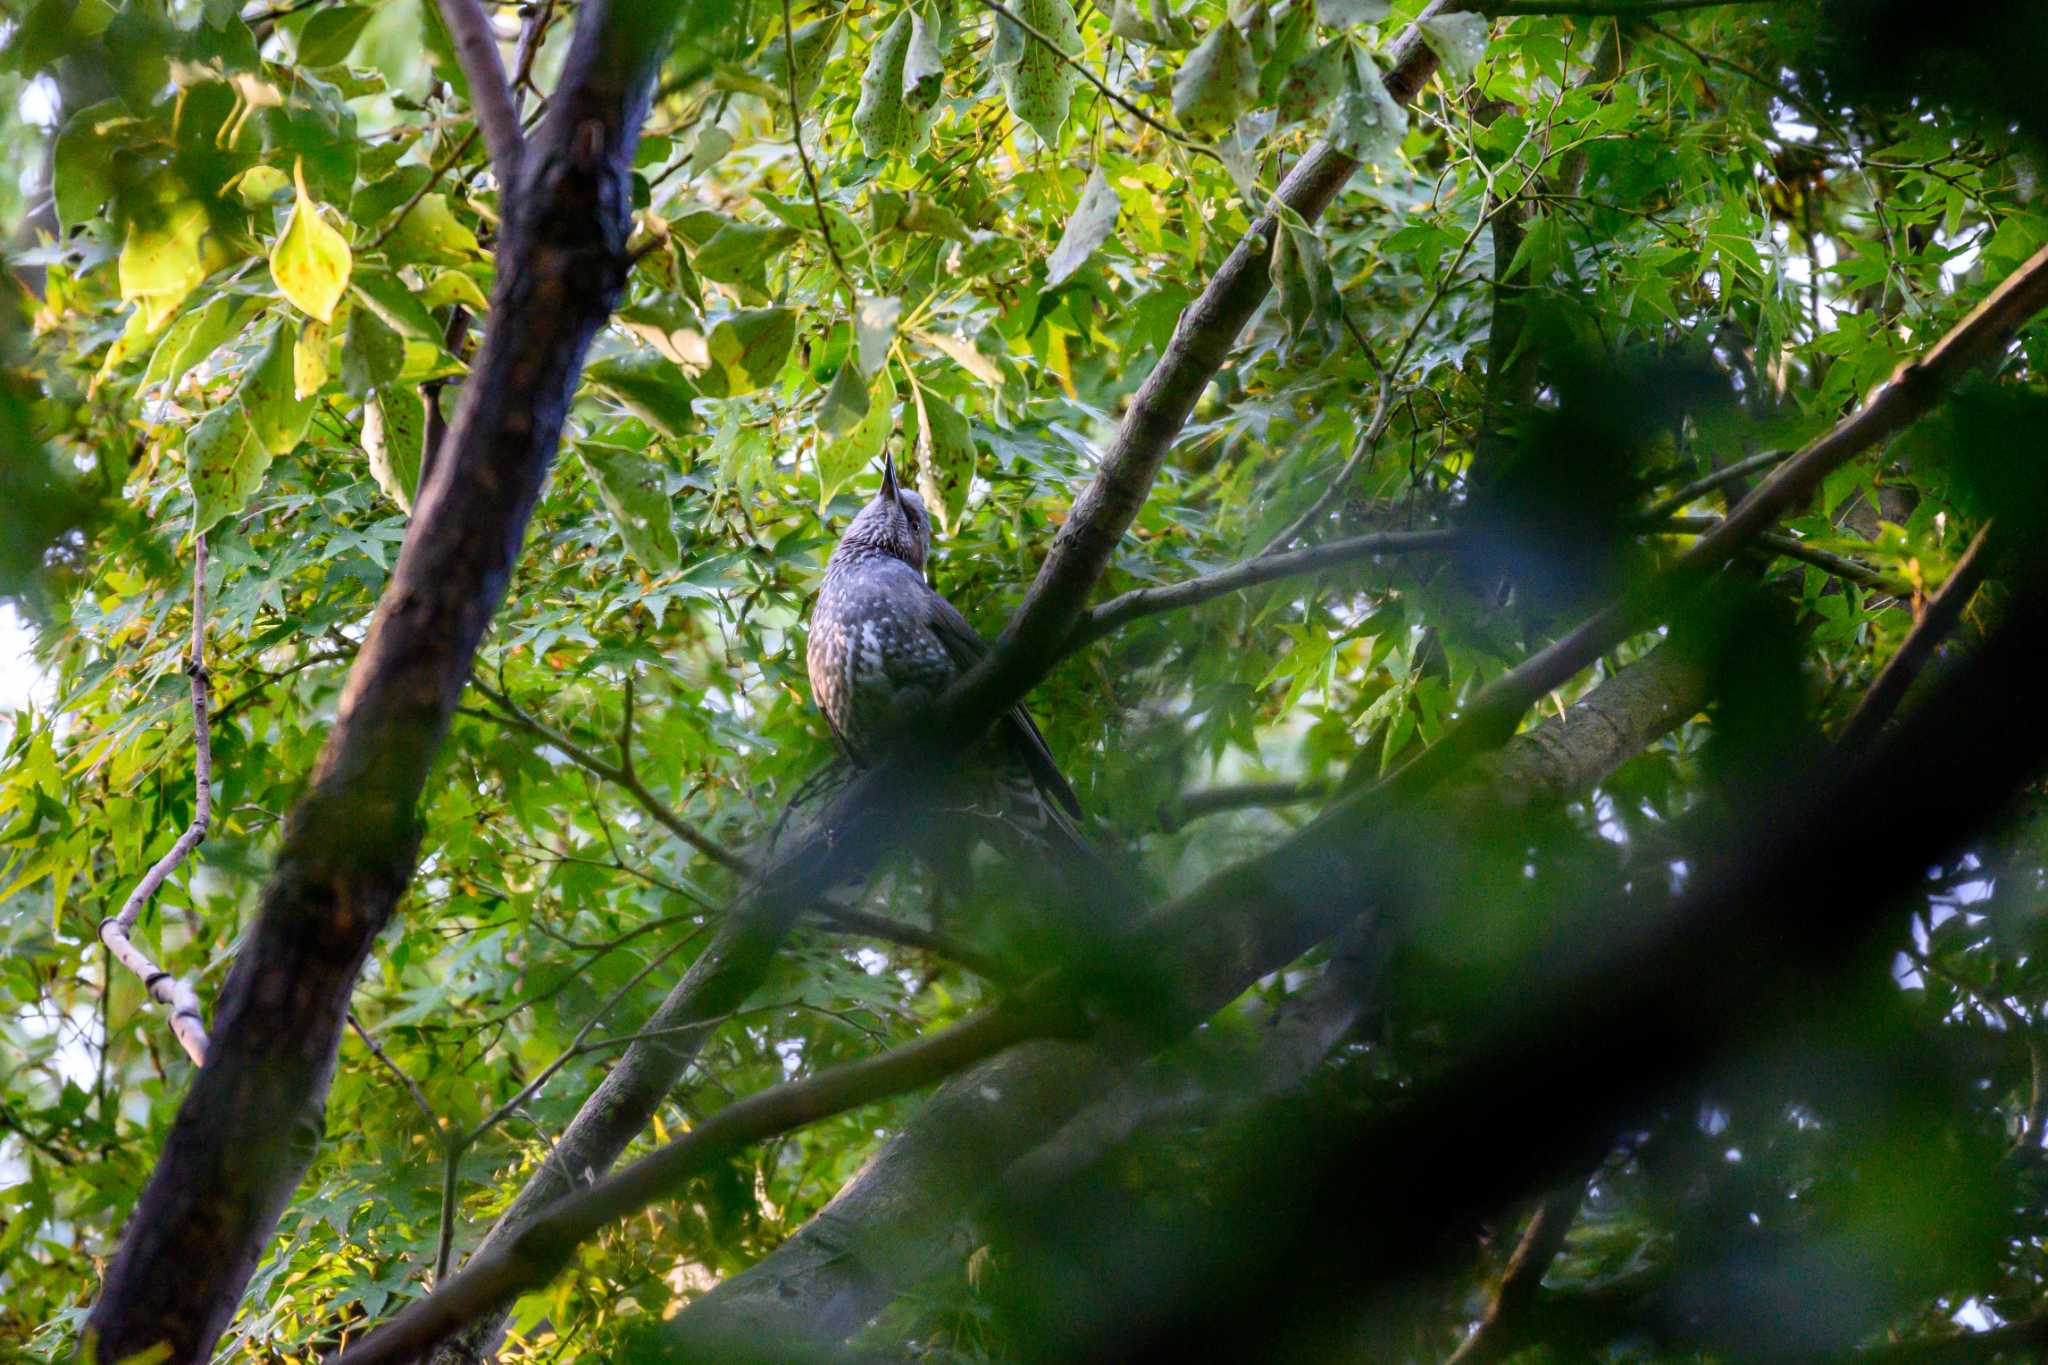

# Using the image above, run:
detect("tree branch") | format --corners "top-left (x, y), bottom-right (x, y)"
top-left (1070, 529), bottom-right (1458, 651)
top-left (973, 548), bottom-right (2048, 1365)
top-left (83, 6), bottom-right (685, 1360)
top-left (662, 639), bottom-right (1710, 1353)
top-left (98, 531), bottom-right (212, 1069)
top-left (1837, 522), bottom-right (1997, 752)
top-left (416, 14), bottom-right (1468, 1360)
top-left (1443, 1184), bottom-right (1588, 1365)
top-left (436, 0), bottom-right (524, 182)
top-left (1658, 514), bottom-right (1912, 596)
top-left (1385, 240), bottom-right (2048, 798)
top-left (330, 1003), bottom-right (1046, 1365)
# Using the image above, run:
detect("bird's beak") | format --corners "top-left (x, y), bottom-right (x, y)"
top-left (879, 449), bottom-right (899, 502)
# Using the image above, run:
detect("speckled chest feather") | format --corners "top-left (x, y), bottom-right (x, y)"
top-left (808, 551), bottom-right (956, 764)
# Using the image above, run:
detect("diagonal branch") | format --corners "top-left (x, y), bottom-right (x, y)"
top-left (98, 531), bottom-right (213, 1069)
top-left (1385, 240), bottom-right (2048, 798)
top-left (1443, 1183), bottom-right (1589, 1365)
top-left (1837, 522), bottom-right (1997, 752)
top-left (330, 1002), bottom-right (1046, 1365)
top-left (437, 0), bottom-right (525, 182)
top-left (1069, 529), bottom-right (1458, 651)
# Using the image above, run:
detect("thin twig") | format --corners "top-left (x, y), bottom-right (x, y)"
top-left (1837, 523), bottom-right (1997, 753)
top-left (780, 0), bottom-right (854, 296)
top-left (969, 0), bottom-right (1216, 161)
top-left (1443, 1183), bottom-right (1587, 1365)
top-left (469, 679), bottom-right (753, 876)
top-left (510, 0), bottom-right (558, 119)
top-left (368, 126), bottom-right (482, 251)
top-left (346, 1013), bottom-right (441, 1133)
top-left (1640, 447), bottom-right (1793, 522)
top-left (812, 903), bottom-right (1012, 982)
top-left (1657, 514), bottom-right (1912, 596)
top-left (1071, 526), bottom-right (1457, 652)
top-left (99, 533), bottom-right (214, 1068)
top-left (436, 0), bottom-right (525, 181)
top-left (1260, 377), bottom-right (1400, 556)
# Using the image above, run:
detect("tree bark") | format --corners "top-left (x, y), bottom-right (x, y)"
top-left (81, 6), bottom-right (680, 1361)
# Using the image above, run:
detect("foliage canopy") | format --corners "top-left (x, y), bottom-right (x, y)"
top-left (5, 0), bottom-right (2048, 1361)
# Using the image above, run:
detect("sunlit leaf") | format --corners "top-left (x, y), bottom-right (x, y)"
top-left (582, 443), bottom-right (682, 572)
top-left (1173, 19), bottom-right (1257, 138)
top-left (817, 364), bottom-right (895, 510)
top-left (186, 404), bottom-right (270, 534)
top-left (912, 383), bottom-right (975, 533)
top-left (270, 160), bottom-right (352, 325)
top-left (1044, 167), bottom-right (1121, 288)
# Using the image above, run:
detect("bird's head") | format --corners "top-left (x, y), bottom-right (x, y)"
top-left (837, 449), bottom-right (932, 574)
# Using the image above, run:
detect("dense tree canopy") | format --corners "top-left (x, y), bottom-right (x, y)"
top-left (6, 0), bottom-right (2048, 1361)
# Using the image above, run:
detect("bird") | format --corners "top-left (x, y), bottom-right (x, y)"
top-left (805, 450), bottom-right (1099, 906)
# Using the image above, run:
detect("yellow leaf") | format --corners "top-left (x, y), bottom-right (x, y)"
top-left (118, 197), bottom-right (208, 332)
top-left (270, 159), bottom-right (352, 323)
top-left (294, 319), bottom-right (329, 399)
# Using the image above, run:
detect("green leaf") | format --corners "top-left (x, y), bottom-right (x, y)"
top-left (692, 221), bottom-right (800, 284)
top-left (387, 193), bottom-right (481, 262)
top-left (997, 0), bottom-right (1081, 144)
top-left (351, 268), bottom-right (443, 342)
top-left (364, 387), bottom-right (426, 511)
top-left (706, 308), bottom-right (797, 397)
top-left (186, 404), bottom-right (271, 534)
top-left (340, 303), bottom-right (404, 398)
top-left (419, 268), bottom-right (490, 312)
top-left (1276, 38), bottom-right (1348, 124)
top-left (297, 4), bottom-right (371, 65)
top-left (856, 295), bottom-right (902, 376)
top-left (904, 4), bottom-right (948, 111)
top-left (709, 419), bottom-right (772, 494)
top-left (119, 197), bottom-right (209, 332)
top-left (1272, 218), bottom-right (1333, 348)
top-left (237, 323), bottom-right (317, 456)
top-left (582, 444), bottom-right (682, 572)
top-left (295, 319), bottom-right (329, 399)
top-left (229, 164), bottom-right (291, 208)
top-left (588, 351), bottom-right (700, 437)
top-left (52, 99), bottom-right (128, 235)
top-left (1313, 0), bottom-right (1390, 28)
top-left (271, 160), bottom-right (352, 324)
top-left (1173, 19), bottom-right (1257, 138)
top-left (817, 365), bottom-right (895, 510)
top-left (1418, 11), bottom-right (1489, 82)
top-left (757, 13), bottom-right (841, 102)
top-left (912, 384), bottom-right (974, 533)
top-left (1326, 48), bottom-right (1406, 165)
top-left (854, 11), bottom-right (936, 160)
top-left (142, 293), bottom-right (248, 396)
top-left (819, 361), bottom-right (872, 439)
top-left (1044, 167), bottom-right (1121, 288)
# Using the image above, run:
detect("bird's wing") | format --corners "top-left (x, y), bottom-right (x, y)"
top-left (923, 591), bottom-right (1084, 818)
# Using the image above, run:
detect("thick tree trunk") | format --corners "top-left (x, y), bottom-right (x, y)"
top-left (82, 6), bottom-right (679, 1361)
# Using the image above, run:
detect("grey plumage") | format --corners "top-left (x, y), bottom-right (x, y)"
top-left (806, 453), bottom-right (1088, 872)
